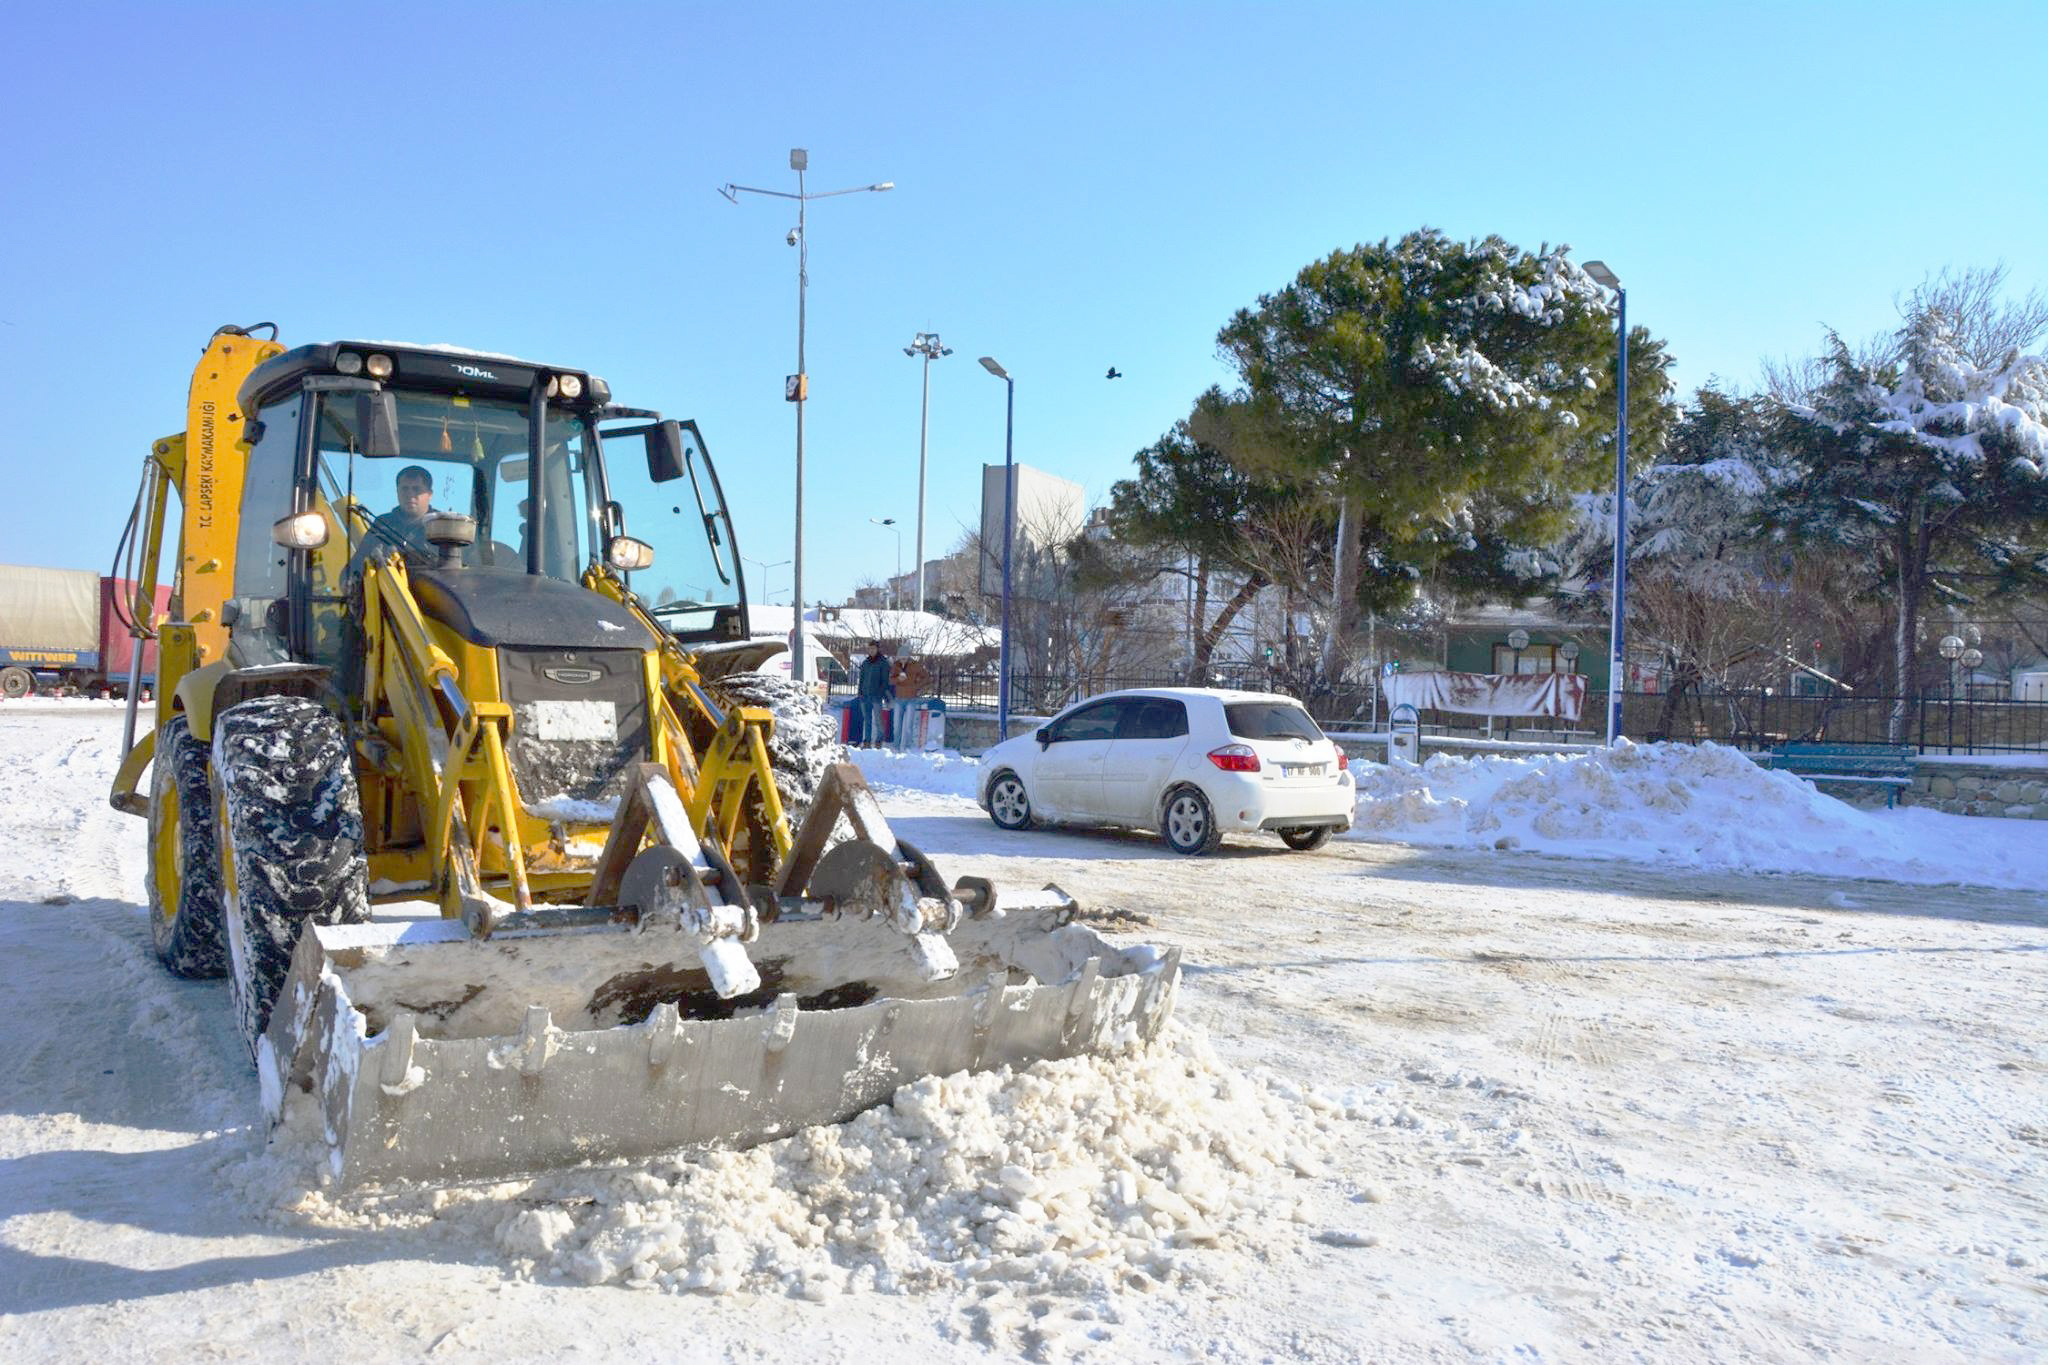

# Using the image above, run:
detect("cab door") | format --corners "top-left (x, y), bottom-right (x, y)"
top-left (1101, 697), bottom-right (1191, 822)
top-left (1032, 699), bottom-right (1124, 819)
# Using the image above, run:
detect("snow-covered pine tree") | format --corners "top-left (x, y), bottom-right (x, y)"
top-left (1773, 278), bottom-right (2048, 740)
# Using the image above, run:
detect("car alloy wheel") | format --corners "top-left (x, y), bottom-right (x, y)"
top-left (1161, 786), bottom-right (1222, 855)
top-left (988, 772), bottom-right (1034, 830)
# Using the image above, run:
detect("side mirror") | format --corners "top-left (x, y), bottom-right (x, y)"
top-left (647, 421), bottom-right (686, 483)
top-left (1035, 728), bottom-right (1051, 748)
top-left (357, 391), bottom-right (402, 458)
top-left (601, 499), bottom-right (624, 540)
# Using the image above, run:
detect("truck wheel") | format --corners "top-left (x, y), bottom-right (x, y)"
top-left (147, 715), bottom-right (228, 977)
top-left (704, 671), bottom-right (843, 833)
top-left (212, 696), bottom-right (369, 1059)
top-left (0, 667), bottom-right (33, 700)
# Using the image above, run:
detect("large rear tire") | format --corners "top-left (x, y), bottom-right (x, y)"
top-left (147, 715), bottom-right (228, 977)
top-left (212, 696), bottom-right (370, 1058)
top-left (0, 666), bottom-right (33, 700)
top-left (1279, 825), bottom-right (1333, 852)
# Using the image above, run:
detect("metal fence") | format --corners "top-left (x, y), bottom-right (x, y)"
top-left (829, 666), bottom-right (2048, 754)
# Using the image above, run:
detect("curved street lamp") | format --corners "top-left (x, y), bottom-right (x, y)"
top-left (978, 355), bottom-right (1015, 739)
top-left (1583, 259), bottom-right (1628, 744)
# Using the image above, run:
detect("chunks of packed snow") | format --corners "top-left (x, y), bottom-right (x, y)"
top-left (1348, 740), bottom-right (2048, 889)
top-left (249, 1026), bottom-right (1351, 1304)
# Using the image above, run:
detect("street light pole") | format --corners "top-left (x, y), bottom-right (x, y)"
top-left (904, 331), bottom-right (952, 614)
top-left (868, 517), bottom-right (901, 607)
top-left (1584, 260), bottom-right (1629, 745)
top-left (978, 356), bottom-right (1015, 739)
top-left (744, 555), bottom-right (790, 604)
top-left (718, 150), bottom-right (894, 686)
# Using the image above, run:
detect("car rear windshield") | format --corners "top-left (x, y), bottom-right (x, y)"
top-left (1225, 702), bottom-right (1322, 742)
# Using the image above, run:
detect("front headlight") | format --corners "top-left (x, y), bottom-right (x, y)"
top-left (557, 374), bottom-right (584, 399)
top-left (365, 352), bottom-right (394, 379)
top-left (606, 536), bottom-right (655, 572)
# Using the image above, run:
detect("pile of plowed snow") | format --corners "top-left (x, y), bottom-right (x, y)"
top-left (847, 739), bottom-right (2046, 888)
top-left (849, 745), bottom-right (984, 799)
top-left (242, 1027), bottom-right (1368, 1304)
top-left (1349, 740), bottom-right (2048, 888)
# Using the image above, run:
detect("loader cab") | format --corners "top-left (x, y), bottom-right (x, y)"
top-left (228, 342), bottom-right (749, 679)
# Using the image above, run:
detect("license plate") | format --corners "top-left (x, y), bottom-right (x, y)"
top-left (1280, 762), bottom-right (1325, 778)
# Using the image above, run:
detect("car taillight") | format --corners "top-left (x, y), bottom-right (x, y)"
top-left (1207, 744), bottom-right (1261, 773)
top-left (1336, 749), bottom-right (1349, 771)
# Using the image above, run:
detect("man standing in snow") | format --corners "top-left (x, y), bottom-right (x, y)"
top-left (855, 640), bottom-right (894, 748)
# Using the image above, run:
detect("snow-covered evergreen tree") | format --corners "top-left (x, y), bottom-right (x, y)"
top-left (1773, 277), bottom-right (2048, 738)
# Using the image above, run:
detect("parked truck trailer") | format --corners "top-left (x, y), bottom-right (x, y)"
top-left (0, 564), bottom-right (168, 699)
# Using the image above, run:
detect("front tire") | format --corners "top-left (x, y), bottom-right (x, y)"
top-left (1161, 785), bottom-right (1223, 856)
top-left (1279, 825), bottom-right (1333, 852)
top-left (704, 672), bottom-right (842, 830)
top-left (212, 697), bottom-right (370, 1058)
top-left (147, 715), bottom-right (228, 977)
top-left (987, 771), bottom-right (1035, 830)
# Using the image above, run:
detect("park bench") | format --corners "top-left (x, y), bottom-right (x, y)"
top-left (1764, 742), bottom-right (1914, 807)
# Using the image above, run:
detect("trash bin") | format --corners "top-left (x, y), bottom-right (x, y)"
top-left (909, 697), bottom-right (946, 751)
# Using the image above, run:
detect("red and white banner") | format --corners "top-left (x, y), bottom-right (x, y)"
top-left (1384, 670), bottom-right (1587, 721)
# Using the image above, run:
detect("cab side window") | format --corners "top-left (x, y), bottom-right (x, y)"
top-left (1117, 699), bottom-right (1188, 740)
top-left (1046, 700), bottom-right (1122, 743)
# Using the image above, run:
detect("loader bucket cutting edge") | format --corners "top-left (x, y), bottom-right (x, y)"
top-left (261, 912), bottom-right (1181, 1187)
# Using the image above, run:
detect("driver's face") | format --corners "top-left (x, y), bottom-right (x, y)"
top-left (397, 478), bottom-right (432, 519)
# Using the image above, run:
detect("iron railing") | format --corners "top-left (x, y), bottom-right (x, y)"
top-left (828, 666), bottom-right (2048, 754)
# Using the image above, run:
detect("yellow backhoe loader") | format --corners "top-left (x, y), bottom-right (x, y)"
top-left (108, 325), bottom-right (1178, 1186)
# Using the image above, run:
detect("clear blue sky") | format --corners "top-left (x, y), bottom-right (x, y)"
top-left (3, 2), bottom-right (2042, 605)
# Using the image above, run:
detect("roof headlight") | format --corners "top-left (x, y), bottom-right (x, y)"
top-left (335, 351), bottom-right (364, 376)
top-left (544, 377), bottom-right (560, 398)
top-left (589, 376), bottom-right (611, 405)
top-left (365, 352), bottom-right (394, 379)
top-left (557, 374), bottom-right (584, 399)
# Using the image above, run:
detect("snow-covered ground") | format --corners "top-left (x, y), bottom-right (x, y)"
top-left (3, 712), bottom-right (2044, 1361)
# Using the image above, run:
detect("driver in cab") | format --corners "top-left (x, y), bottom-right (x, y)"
top-left (347, 464), bottom-right (442, 579)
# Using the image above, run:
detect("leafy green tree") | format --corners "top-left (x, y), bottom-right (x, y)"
top-left (1217, 228), bottom-right (1674, 674)
top-left (1105, 388), bottom-right (1303, 681)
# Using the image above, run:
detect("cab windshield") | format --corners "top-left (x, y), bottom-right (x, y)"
top-left (315, 392), bottom-right (598, 582)
top-left (600, 419), bottom-right (742, 637)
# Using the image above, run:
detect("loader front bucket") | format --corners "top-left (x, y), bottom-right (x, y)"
top-left (260, 896), bottom-right (1180, 1187)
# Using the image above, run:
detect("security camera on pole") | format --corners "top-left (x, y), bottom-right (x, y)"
top-left (718, 150), bottom-right (894, 685)
top-left (903, 331), bottom-right (951, 614)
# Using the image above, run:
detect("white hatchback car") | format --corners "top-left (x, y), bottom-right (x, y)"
top-left (976, 688), bottom-right (1355, 855)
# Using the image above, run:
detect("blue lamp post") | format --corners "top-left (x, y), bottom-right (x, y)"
top-left (1584, 259), bottom-right (1628, 745)
top-left (978, 355), bottom-right (1015, 739)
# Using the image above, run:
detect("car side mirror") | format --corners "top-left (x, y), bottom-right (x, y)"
top-left (1035, 728), bottom-right (1051, 748)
